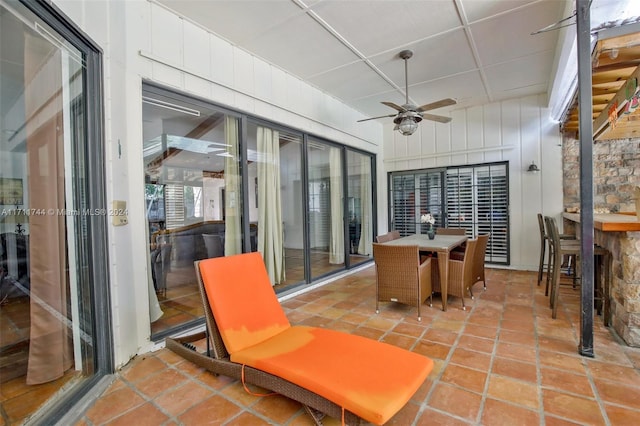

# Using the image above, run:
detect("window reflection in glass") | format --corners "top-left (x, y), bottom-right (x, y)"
top-left (142, 87), bottom-right (242, 337)
top-left (0, 1), bottom-right (98, 420)
top-left (246, 122), bottom-right (304, 291)
top-left (346, 150), bottom-right (373, 264)
top-left (307, 140), bottom-right (345, 280)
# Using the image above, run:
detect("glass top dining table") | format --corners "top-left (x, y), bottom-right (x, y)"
top-left (384, 234), bottom-right (468, 311)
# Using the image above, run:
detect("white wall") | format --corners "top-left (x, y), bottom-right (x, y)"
top-left (52, 0), bottom-right (384, 368)
top-left (378, 94), bottom-right (563, 271)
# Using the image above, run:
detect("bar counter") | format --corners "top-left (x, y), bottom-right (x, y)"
top-left (562, 212), bottom-right (640, 232)
top-left (563, 212), bottom-right (640, 347)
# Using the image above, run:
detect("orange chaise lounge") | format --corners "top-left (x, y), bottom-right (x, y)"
top-left (166, 252), bottom-right (434, 425)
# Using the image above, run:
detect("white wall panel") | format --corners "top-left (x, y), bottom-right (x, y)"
top-left (150, 6), bottom-right (182, 64)
top-left (184, 24), bottom-right (210, 77)
top-left (210, 35), bottom-right (234, 87)
top-left (233, 48), bottom-right (255, 98)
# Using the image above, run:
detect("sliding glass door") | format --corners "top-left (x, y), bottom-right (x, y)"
top-left (142, 84), bottom-right (242, 338)
top-left (246, 121), bottom-right (305, 291)
top-left (346, 149), bottom-right (373, 264)
top-left (0, 1), bottom-right (109, 422)
top-left (307, 139), bottom-right (345, 280)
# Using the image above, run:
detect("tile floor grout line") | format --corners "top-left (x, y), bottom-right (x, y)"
top-left (533, 272), bottom-right (548, 426)
top-left (473, 275), bottom-right (504, 425)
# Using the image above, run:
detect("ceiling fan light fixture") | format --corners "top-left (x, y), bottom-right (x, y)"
top-left (398, 117), bottom-right (418, 135)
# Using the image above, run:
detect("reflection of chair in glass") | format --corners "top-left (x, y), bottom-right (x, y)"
top-left (373, 243), bottom-right (432, 321)
top-left (446, 238), bottom-right (478, 310)
top-left (250, 225), bottom-right (257, 252)
top-left (151, 243), bottom-right (172, 297)
top-left (0, 233), bottom-right (30, 299)
top-left (203, 234), bottom-right (224, 258)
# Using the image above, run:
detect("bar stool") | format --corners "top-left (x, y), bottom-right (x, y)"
top-left (545, 216), bottom-right (611, 324)
top-left (537, 213), bottom-right (576, 287)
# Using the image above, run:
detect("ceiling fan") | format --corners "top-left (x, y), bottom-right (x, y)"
top-left (358, 50), bottom-right (457, 135)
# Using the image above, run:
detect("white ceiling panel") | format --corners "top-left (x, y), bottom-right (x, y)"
top-left (470, 1), bottom-right (566, 66)
top-left (484, 51), bottom-right (554, 94)
top-left (460, 0), bottom-right (540, 23)
top-left (309, 0), bottom-right (462, 56)
top-left (242, 12), bottom-right (360, 79)
top-left (159, 0), bottom-right (305, 45)
top-left (307, 61), bottom-right (396, 101)
top-left (369, 29), bottom-right (478, 87)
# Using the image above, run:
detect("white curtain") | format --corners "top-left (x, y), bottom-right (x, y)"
top-left (357, 156), bottom-right (373, 256)
top-left (224, 116), bottom-right (241, 255)
top-left (257, 127), bottom-right (285, 285)
top-left (329, 147), bottom-right (344, 264)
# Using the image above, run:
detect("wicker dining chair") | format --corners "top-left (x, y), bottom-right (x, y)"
top-left (470, 233), bottom-right (489, 295)
top-left (446, 238), bottom-right (478, 310)
top-left (372, 243), bottom-right (432, 321)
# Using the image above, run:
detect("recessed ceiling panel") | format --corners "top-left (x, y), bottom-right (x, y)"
top-left (371, 29), bottom-right (478, 86)
top-left (460, 0), bottom-right (539, 23)
top-left (469, 0), bottom-right (564, 66)
top-left (484, 51), bottom-right (554, 94)
top-left (157, 1), bottom-right (306, 44)
top-left (307, 61), bottom-right (396, 102)
top-left (242, 12), bottom-right (361, 79)
top-left (309, 0), bottom-right (462, 56)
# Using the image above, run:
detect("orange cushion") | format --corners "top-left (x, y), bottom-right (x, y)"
top-left (231, 325), bottom-right (433, 425)
top-left (198, 253), bottom-right (290, 353)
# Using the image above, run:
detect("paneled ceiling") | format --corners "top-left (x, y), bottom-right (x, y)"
top-left (157, 0), bottom-right (640, 138)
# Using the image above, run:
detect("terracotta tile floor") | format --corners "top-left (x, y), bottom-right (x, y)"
top-left (76, 267), bottom-right (640, 425)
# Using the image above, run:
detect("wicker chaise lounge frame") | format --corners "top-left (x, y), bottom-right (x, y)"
top-left (165, 260), bottom-right (363, 425)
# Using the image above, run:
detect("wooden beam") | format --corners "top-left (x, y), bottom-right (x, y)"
top-left (593, 64), bottom-right (640, 138)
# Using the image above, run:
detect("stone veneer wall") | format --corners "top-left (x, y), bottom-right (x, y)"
top-left (562, 136), bottom-right (640, 347)
top-left (563, 137), bottom-right (640, 213)
top-left (595, 230), bottom-right (640, 346)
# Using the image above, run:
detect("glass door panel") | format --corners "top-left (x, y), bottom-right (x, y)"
top-left (1, 1), bottom-right (101, 421)
top-left (142, 85), bottom-right (242, 337)
top-left (307, 140), bottom-right (344, 279)
top-left (346, 150), bottom-right (373, 264)
top-left (246, 122), bottom-right (304, 292)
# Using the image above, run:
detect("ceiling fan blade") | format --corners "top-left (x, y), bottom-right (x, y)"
top-left (416, 98), bottom-right (457, 112)
top-left (381, 101), bottom-right (407, 112)
top-left (357, 113), bottom-right (397, 123)
top-left (421, 113), bottom-right (452, 123)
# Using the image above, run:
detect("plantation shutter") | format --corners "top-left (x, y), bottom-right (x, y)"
top-left (390, 161), bottom-right (509, 265)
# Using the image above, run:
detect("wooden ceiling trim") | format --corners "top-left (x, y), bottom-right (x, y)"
top-left (593, 64), bottom-right (640, 139)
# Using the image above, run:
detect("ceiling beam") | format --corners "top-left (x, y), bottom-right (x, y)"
top-left (593, 64), bottom-right (640, 139)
